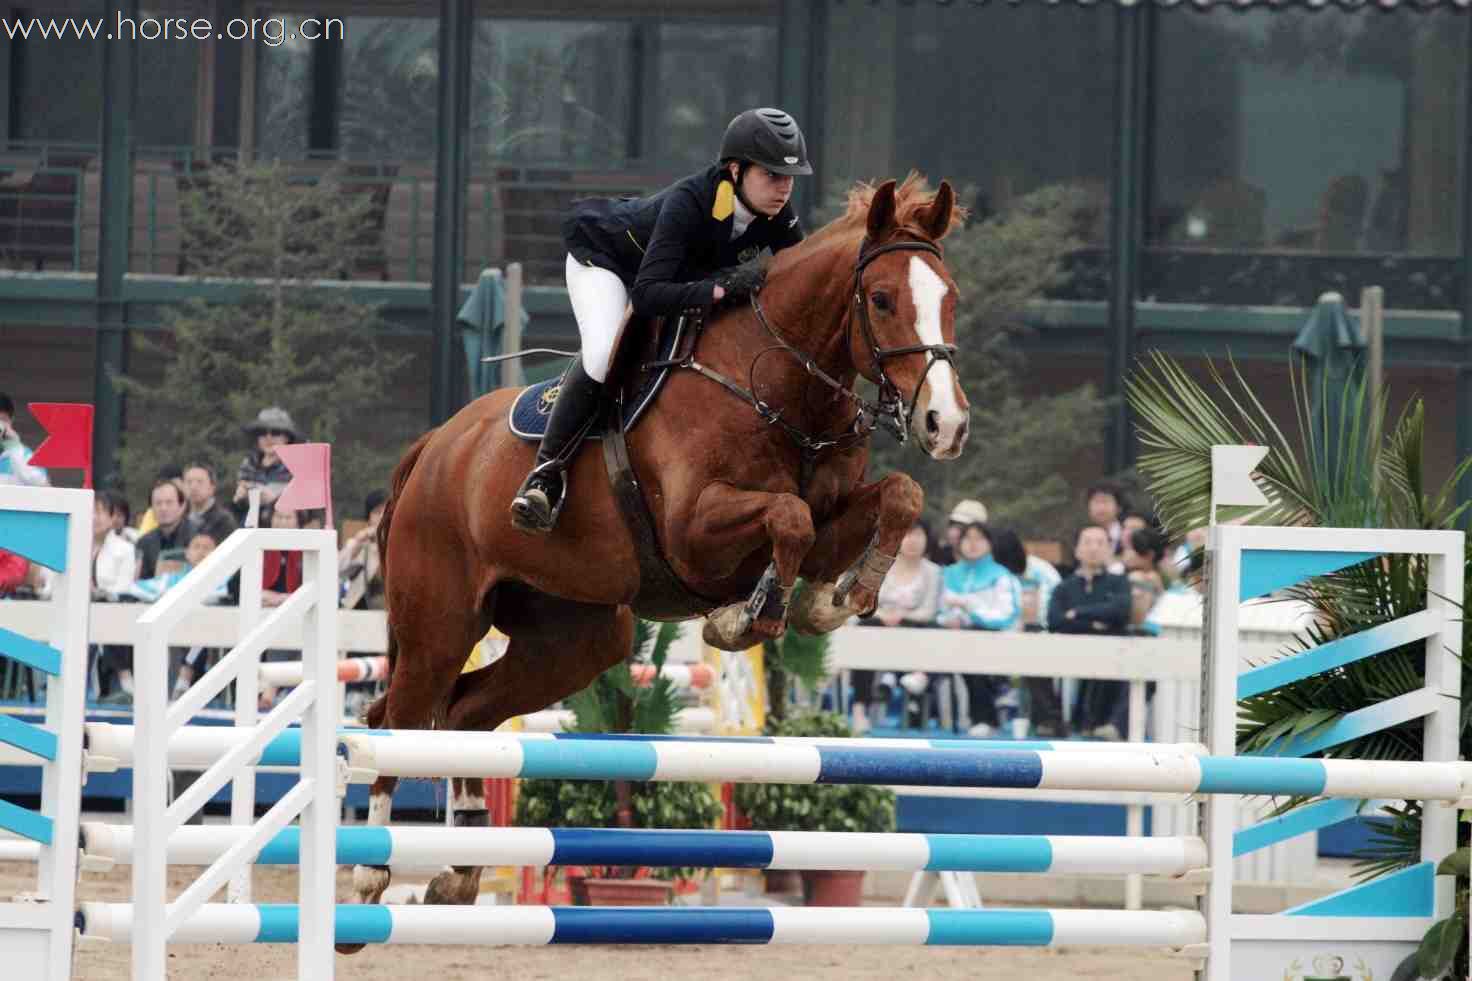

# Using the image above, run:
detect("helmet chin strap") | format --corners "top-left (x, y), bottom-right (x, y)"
top-left (730, 162), bottom-right (762, 215)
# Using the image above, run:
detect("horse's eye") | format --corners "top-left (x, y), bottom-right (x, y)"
top-left (871, 292), bottom-right (892, 313)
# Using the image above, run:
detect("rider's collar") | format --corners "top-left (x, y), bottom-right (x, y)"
top-left (731, 194), bottom-right (756, 240)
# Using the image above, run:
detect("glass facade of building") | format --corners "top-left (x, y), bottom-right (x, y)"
top-left (1, 0), bottom-right (1469, 483)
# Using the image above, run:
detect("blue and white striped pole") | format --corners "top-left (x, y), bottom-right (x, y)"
top-left (78, 903), bottom-right (1208, 949)
top-left (77, 824), bottom-right (1208, 877)
top-left (337, 731), bottom-right (1472, 802)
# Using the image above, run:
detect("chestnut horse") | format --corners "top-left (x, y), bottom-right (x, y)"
top-left (337, 175), bottom-right (970, 945)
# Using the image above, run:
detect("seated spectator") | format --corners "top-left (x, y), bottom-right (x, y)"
top-left (107, 490), bottom-right (139, 545)
top-left (937, 523), bottom-right (1021, 631)
top-left (1049, 524), bottom-right (1133, 738)
top-left (1084, 480), bottom-right (1126, 553)
top-left (340, 490), bottom-right (388, 610)
top-left (91, 492), bottom-right (136, 601)
top-left (135, 478), bottom-right (198, 580)
top-left (232, 407), bottom-right (300, 525)
top-left (990, 527), bottom-right (1066, 736)
top-left (851, 518), bottom-right (942, 733)
top-left (0, 393), bottom-right (49, 487)
top-left (936, 523), bottom-right (1021, 737)
top-left (126, 530), bottom-right (225, 604)
top-left (183, 461), bottom-right (239, 545)
top-left (136, 464), bottom-right (185, 536)
top-left (932, 498), bottom-right (988, 566)
top-left (1122, 526), bottom-right (1168, 634)
top-left (0, 548), bottom-right (28, 597)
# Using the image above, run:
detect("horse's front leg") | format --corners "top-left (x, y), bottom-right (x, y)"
top-left (682, 481), bottom-right (816, 650)
top-left (790, 472), bottom-right (924, 635)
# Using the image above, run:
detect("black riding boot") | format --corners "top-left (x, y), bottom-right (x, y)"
top-left (509, 359), bottom-right (603, 534)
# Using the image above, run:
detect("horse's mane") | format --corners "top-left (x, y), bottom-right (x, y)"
top-left (772, 172), bottom-right (968, 277)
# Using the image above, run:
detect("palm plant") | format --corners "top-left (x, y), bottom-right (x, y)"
top-left (1126, 349), bottom-right (1472, 979)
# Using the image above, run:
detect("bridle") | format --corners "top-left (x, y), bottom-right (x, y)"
top-left (846, 238), bottom-right (959, 442)
top-left (665, 235), bottom-right (958, 492)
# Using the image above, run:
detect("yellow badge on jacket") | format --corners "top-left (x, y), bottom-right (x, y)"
top-left (712, 180), bottom-right (735, 221)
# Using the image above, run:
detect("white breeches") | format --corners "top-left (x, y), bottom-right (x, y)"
top-left (565, 253), bottom-right (632, 384)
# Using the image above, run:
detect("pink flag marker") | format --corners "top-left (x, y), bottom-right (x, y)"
top-left (274, 442), bottom-right (333, 531)
top-left (27, 402), bottom-right (95, 488)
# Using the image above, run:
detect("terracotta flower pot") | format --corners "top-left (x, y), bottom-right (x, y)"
top-left (799, 869), bottom-right (865, 906)
top-left (577, 877), bottom-right (675, 907)
top-left (763, 869), bottom-right (803, 895)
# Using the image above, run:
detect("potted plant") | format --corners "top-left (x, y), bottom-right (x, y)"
top-left (733, 609), bottom-right (896, 905)
top-left (512, 619), bottom-right (725, 905)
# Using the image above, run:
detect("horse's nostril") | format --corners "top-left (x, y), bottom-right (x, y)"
top-left (926, 410), bottom-right (941, 435)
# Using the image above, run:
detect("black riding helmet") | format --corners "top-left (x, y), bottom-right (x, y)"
top-left (718, 108), bottom-right (813, 176)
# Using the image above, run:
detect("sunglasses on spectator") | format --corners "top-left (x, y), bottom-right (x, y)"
top-left (262, 428), bottom-right (290, 437)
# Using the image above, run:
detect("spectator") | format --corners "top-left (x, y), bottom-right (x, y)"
top-left (0, 393), bottom-right (49, 487)
top-left (1084, 481), bottom-right (1126, 552)
top-left (0, 548), bottom-right (27, 596)
top-left (90, 492), bottom-right (136, 601)
top-left (937, 523), bottom-right (1021, 631)
top-left (932, 498), bottom-right (988, 565)
top-left (936, 523), bottom-right (1021, 737)
top-left (1122, 526), bottom-right (1168, 633)
top-left (986, 527), bottom-right (1063, 735)
top-left (135, 479), bottom-right (198, 581)
top-left (341, 490), bottom-right (388, 610)
top-left (182, 461), bottom-right (239, 545)
top-left (136, 464), bottom-right (185, 536)
top-left (106, 490), bottom-right (139, 545)
top-left (1049, 524), bottom-right (1133, 738)
top-left (231, 407), bottom-right (300, 525)
top-left (852, 518), bottom-right (942, 733)
top-left (988, 528), bottom-right (1060, 632)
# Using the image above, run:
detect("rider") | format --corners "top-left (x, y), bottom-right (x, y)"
top-left (509, 107), bottom-right (814, 534)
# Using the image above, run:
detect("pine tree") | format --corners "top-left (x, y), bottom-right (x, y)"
top-left (112, 160), bottom-right (415, 523)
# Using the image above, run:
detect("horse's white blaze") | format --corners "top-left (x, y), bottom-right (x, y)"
top-left (907, 256), bottom-right (965, 451)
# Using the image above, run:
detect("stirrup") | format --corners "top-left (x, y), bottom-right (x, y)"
top-left (510, 460), bottom-right (569, 534)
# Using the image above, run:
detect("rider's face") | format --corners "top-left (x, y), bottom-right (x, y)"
top-left (733, 164), bottom-right (795, 217)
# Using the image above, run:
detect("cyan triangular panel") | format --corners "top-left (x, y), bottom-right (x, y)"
top-left (1240, 549), bottom-right (1380, 601)
top-left (0, 798), bottom-right (51, 845)
top-left (0, 509), bottom-right (69, 571)
top-left (1285, 861), bottom-right (1433, 917)
top-left (0, 716), bottom-right (56, 761)
top-left (0, 628), bottom-right (62, 676)
top-left (1234, 798), bottom-right (1364, 857)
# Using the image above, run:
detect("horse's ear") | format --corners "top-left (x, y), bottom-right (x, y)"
top-left (866, 180), bottom-right (898, 240)
top-left (919, 180), bottom-right (955, 240)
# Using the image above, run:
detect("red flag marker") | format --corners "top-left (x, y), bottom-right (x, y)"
top-left (27, 402), bottom-right (95, 488)
top-left (274, 442), bottom-right (333, 530)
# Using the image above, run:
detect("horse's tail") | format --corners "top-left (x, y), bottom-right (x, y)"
top-left (363, 428), bottom-right (436, 729)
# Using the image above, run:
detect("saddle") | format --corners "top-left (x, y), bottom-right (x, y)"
top-left (507, 312), bottom-right (697, 443)
top-left (510, 310), bottom-right (719, 621)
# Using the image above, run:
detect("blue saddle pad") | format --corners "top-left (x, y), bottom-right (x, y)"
top-left (508, 316), bottom-right (692, 443)
top-left (509, 377), bottom-right (584, 441)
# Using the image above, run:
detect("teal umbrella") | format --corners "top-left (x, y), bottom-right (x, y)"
top-left (457, 269), bottom-right (530, 397)
top-left (1290, 291), bottom-right (1371, 515)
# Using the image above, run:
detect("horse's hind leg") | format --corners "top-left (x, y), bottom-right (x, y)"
top-left (338, 583), bottom-right (485, 954)
top-left (416, 593), bottom-right (634, 907)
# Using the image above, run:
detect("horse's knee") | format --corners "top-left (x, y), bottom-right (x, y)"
top-left (765, 493), bottom-right (816, 559)
top-left (878, 473), bottom-right (924, 528)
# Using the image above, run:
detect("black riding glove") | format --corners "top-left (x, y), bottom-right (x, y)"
top-left (714, 254), bottom-right (770, 306)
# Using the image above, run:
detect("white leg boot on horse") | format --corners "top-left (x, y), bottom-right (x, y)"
top-left (790, 471), bottom-right (925, 636)
top-left (692, 486), bottom-right (816, 651)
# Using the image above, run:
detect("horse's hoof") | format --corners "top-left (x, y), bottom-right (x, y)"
top-left (424, 867), bottom-right (482, 906)
top-left (336, 942), bottom-right (367, 955)
top-left (702, 605), bottom-right (755, 651)
top-left (790, 583), bottom-right (852, 635)
top-left (338, 863), bottom-right (390, 952)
